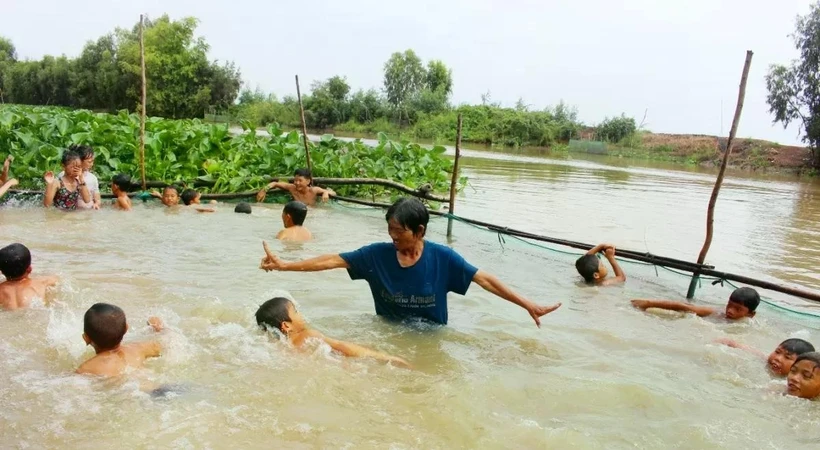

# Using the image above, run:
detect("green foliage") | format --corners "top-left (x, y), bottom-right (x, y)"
top-left (0, 15), bottom-right (241, 119)
top-left (383, 50), bottom-right (426, 118)
top-left (596, 114), bottom-right (637, 143)
top-left (0, 36), bottom-right (17, 100)
top-left (766, 1), bottom-right (820, 168)
top-left (304, 76), bottom-right (351, 129)
top-left (0, 104), bottom-right (460, 197)
top-left (425, 60), bottom-right (453, 96)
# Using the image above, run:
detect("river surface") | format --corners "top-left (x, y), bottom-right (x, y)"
top-left (2, 142), bottom-right (820, 448)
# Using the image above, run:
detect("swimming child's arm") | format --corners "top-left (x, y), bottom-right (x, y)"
top-left (631, 299), bottom-right (715, 317)
top-left (472, 270), bottom-right (562, 327)
top-left (43, 172), bottom-right (58, 207)
top-left (138, 317), bottom-right (164, 358)
top-left (585, 243), bottom-right (610, 256)
top-left (260, 241), bottom-right (348, 272)
top-left (312, 186), bottom-right (335, 202)
top-left (150, 190), bottom-right (162, 198)
top-left (195, 207), bottom-right (216, 213)
top-left (256, 181), bottom-right (293, 202)
top-left (305, 330), bottom-right (411, 368)
top-left (600, 246), bottom-right (626, 285)
top-left (0, 178), bottom-right (18, 198)
top-left (713, 337), bottom-right (767, 357)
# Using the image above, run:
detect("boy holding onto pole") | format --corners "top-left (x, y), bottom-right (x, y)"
top-left (256, 168), bottom-right (335, 206)
top-left (575, 243), bottom-right (627, 286)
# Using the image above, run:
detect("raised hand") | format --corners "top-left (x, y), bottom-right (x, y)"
top-left (5, 178), bottom-right (18, 187)
top-left (260, 240), bottom-right (284, 271)
top-left (43, 171), bottom-right (55, 185)
top-left (604, 246), bottom-right (616, 258)
top-left (147, 316), bottom-right (164, 332)
top-left (256, 188), bottom-right (268, 203)
top-left (2, 155), bottom-right (11, 176)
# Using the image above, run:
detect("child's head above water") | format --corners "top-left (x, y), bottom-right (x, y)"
top-left (293, 168), bottom-right (312, 190)
top-left (282, 201), bottom-right (308, 228)
top-left (0, 243), bottom-right (32, 281)
top-left (575, 254), bottom-right (606, 283)
top-left (112, 174), bottom-right (132, 195)
top-left (234, 202), bottom-right (252, 214)
top-left (180, 189), bottom-right (201, 206)
top-left (83, 303), bottom-right (128, 352)
top-left (255, 297), bottom-right (306, 336)
top-left (162, 186), bottom-right (179, 206)
top-left (724, 287), bottom-right (760, 320)
top-left (768, 338), bottom-right (815, 376)
top-left (787, 352), bottom-right (820, 399)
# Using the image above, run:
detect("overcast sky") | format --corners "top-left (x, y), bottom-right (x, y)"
top-left (2, 0), bottom-right (814, 144)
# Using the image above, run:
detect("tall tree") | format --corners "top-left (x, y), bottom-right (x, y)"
top-left (425, 60), bottom-right (452, 96)
top-left (0, 36), bottom-right (18, 101)
top-left (383, 50), bottom-right (426, 120)
top-left (70, 34), bottom-right (127, 110)
top-left (766, 1), bottom-right (820, 168)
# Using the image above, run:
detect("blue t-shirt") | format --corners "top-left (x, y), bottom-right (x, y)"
top-left (339, 241), bottom-right (479, 325)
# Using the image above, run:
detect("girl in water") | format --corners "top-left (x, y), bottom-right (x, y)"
top-left (43, 150), bottom-right (91, 211)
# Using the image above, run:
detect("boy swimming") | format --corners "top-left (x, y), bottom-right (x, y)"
top-left (181, 189), bottom-right (215, 213)
top-left (786, 352), bottom-right (820, 399)
top-left (151, 186), bottom-right (180, 207)
top-left (76, 303), bottom-right (164, 377)
top-left (716, 337), bottom-right (815, 376)
top-left (0, 243), bottom-right (59, 311)
top-left (234, 202), bottom-right (252, 214)
top-left (575, 243), bottom-right (626, 286)
top-left (277, 201), bottom-right (312, 242)
top-left (631, 287), bottom-right (760, 321)
top-left (255, 297), bottom-right (410, 368)
top-left (112, 173), bottom-right (132, 211)
top-left (256, 168), bottom-right (336, 206)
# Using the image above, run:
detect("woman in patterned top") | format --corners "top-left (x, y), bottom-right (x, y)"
top-left (43, 150), bottom-right (91, 211)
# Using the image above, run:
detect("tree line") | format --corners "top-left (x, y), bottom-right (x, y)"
top-left (0, 15), bottom-right (241, 119)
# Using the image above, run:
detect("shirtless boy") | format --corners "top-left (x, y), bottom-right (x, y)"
top-left (631, 287), bottom-right (760, 321)
top-left (277, 201), bottom-right (312, 242)
top-left (0, 243), bottom-right (59, 310)
top-left (575, 243), bottom-right (626, 286)
top-left (256, 168), bottom-right (335, 206)
top-left (76, 303), bottom-right (164, 377)
top-left (112, 174), bottom-right (132, 211)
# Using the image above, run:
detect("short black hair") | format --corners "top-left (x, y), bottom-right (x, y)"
top-left (83, 303), bottom-right (127, 350)
top-left (255, 297), bottom-right (293, 333)
top-left (575, 254), bottom-right (599, 283)
top-left (780, 338), bottom-right (815, 356)
top-left (794, 352), bottom-right (820, 370)
top-left (112, 174), bottom-right (132, 192)
top-left (234, 202), bottom-right (252, 214)
top-left (69, 144), bottom-right (94, 160)
top-left (163, 185), bottom-right (179, 194)
top-left (0, 243), bottom-right (31, 280)
top-left (284, 201), bottom-right (308, 225)
top-left (180, 189), bottom-right (199, 205)
top-left (728, 287), bottom-right (760, 312)
top-left (294, 168), bottom-right (312, 179)
top-left (385, 197), bottom-right (429, 236)
top-left (61, 149), bottom-right (81, 166)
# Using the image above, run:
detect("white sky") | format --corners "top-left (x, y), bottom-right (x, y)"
top-left (2, 0), bottom-right (814, 144)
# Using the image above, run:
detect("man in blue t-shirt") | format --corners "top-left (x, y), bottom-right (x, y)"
top-left (260, 197), bottom-right (562, 326)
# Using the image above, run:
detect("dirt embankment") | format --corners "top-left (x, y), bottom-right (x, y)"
top-left (636, 133), bottom-right (812, 171)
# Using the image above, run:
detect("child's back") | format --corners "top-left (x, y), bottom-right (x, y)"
top-left (277, 201), bottom-right (312, 242)
top-left (277, 226), bottom-right (312, 242)
top-left (76, 304), bottom-right (163, 377)
top-left (0, 243), bottom-right (58, 311)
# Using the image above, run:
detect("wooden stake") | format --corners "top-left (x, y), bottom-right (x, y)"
top-left (447, 114), bottom-right (463, 238)
top-left (687, 50), bottom-right (753, 299)
top-left (295, 75), bottom-right (313, 175)
top-left (139, 14), bottom-right (147, 191)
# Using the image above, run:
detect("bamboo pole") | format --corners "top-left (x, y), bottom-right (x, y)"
top-left (139, 14), bottom-right (147, 191)
top-left (295, 75), bottom-right (313, 175)
top-left (447, 114), bottom-right (463, 238)
top-left (687, 50), bottom-right (753, 299)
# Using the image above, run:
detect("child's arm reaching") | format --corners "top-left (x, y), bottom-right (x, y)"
top-left (714, 338), bottom-right (767, 357)
top-left (305, 330), bottom-right (411, 368)
top-left (313, 186), bottom-right (335, 202)
top-left (631, 299), bottom-right (716, 317)
top-left (137, 317), bottom-right (165, 358)
top-left (600, 246), bottom-right (627, 285)
top-left (0, 178), bottom-right (18, 198)
top-left (256, 181), bottom-right (293, 202)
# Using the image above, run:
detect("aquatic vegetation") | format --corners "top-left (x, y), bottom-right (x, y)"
top-left (0, 105), bottom-right (460, 196)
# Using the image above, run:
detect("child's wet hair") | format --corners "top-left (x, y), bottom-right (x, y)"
top-left (83, 303), bottom-right (127, 350)
top-left (575, 254), bottom-right (599, 283)
top-left (255, 297), bottom-right (293, 333)
top-left (0, 243), bottom-right (31, 280)
top-left (284, 201), bottom-right (308, 225)
top-left (61, 149), bottom-right (81, 167)
top-left (180, 189), bottom-right (199, 205)
top-left (112, 174), bottom-right (132, 192)
top-left (794, 352), bottom-right (820, 370)
top-left (163, 185), bottom-right (179, 194)
top-left (780, 338), bottom-right (815, 356)
top-left (294, 168), bottom-right (312, 179)
top-left (386, 197), bottom-right (429, 236)
top-left (234, 202), bottom-right (252, 214)
top-left (728, 287), bottom-right (760, 312)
